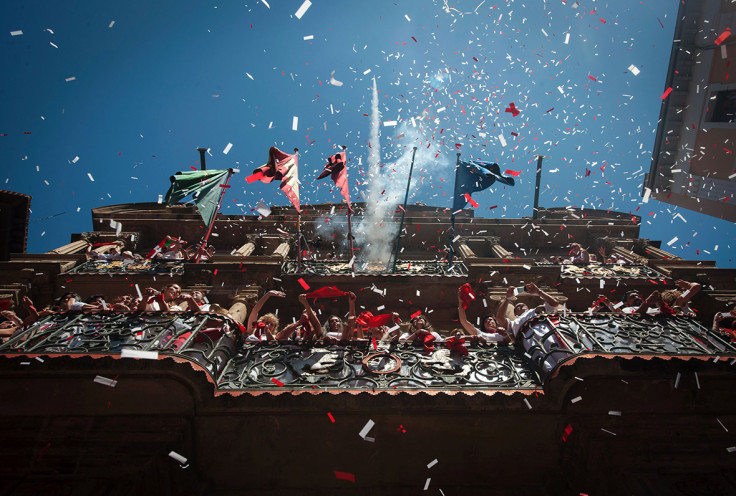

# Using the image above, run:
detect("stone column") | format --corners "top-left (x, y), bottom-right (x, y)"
top-left (46, 239), bottom-right (88, 255)
top-left (456, 243), bottom-right (476, 259)
top-left (233, 242), bottom-right (255, 257)
top-left (228, 287), bottom-right (261, 324)
top-left (272, 242), bottom-right (290, 260)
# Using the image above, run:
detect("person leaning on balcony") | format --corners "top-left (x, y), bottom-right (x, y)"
top-left (156, 236), bottom-right (187, 260)
top-left (304, 291), bottom-right (357, 341)
top-left (496, 284), bottom-right (560, 336)
top-left (400, 313), bottom-right (443, 343)
top-left (588, 294), bottom-right (623, 315)
top-left (712, 308), bottom-right (736, 341)
top-left (245, 290), bottom-right (285, 341)
top-left (136, 284), bottom-right (181, 311)
top-left (456, 288), bottom-right (511, 344)
top-left (274, 293), bottom-right (327, 341)
top-left (660, 279), bottom-right (701, 316)
top-left (567, 243), bottom-right (590, 264)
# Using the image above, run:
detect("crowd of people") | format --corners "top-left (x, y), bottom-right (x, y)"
top-left (2, 278), bottom-right (734, 350)
top-left (85, 236), bottom-right (215, 262)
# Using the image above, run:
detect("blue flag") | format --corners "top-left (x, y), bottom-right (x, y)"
top-left (452, 160), bottom-right (515, 212)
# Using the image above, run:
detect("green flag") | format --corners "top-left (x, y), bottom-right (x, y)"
top-left (164, 169), bottom-right (231, 226)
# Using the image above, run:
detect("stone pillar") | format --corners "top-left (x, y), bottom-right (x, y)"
top-left (456, 243), bottom-right (476, 259)
top-left (228, 287), bottom-right (261, 324)
top-left (490, 243), bottom-right (513, 258)
top-left (234, 242), bottom-right (255, 257)
top-left (46, 239), bottom-right (88, 255)
top-left (272, 242), bottom-right (290, 260)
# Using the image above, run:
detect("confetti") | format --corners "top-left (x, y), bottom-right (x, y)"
top-left (294, 0), bottom-right (312, 19)
top-left (334, 471), bottom-right (355, 482)
top-left (72, 156), bottom-right (80, 163)
top-left (571, 396), bottom-right (582, 404)
top-left (87, 173), bottom-right (95, 182)
top-left (628, 64), bottom-right (640, 76)
top-left (524, 398), bottom-right (532, 409)
top-left (600, 428), bottom-right (617, 436)
top-left (303, 35), bottom-right (314, 40)
top-left (65, 76), bottom-right (76, 82)
top-left (108, 21), bottom-right (115, 28)
top-left (271, 377), bottom-right (284, 387)
top-left (327, 412), bottom-right (335, 423)
top-left (298, 278), bottom-right (310, 290)
top-left (427, 459), bottom-right (438, 469)
top-left (292, 116), bottom-right (298, 131)
top-left (168, 451), bottom-right (187, 465)
top-left (358, 419), bottom-right (375, 439)
top-left (423, 478), bottom-right (431, 490)
top-left (715, 28), bottom-right (731, 46)
top-left (666, 236), bottom-right (678, 246)
top-left (120, 349), bottom-right (158, 360)
top-left (10, 30), bottom-right (23, 36)
top-left (562, 424), bottom-right (573, 442)
top-left (674, 372), bottom-right (681, 389)
top-left (661, 87), bottom-right (673, 99)
top-left (329, 70), bottom-right (343, 86)
top-left (223, 142), bottom-right (233, 154)
top-left (608, 410), bottom-right (622, 416)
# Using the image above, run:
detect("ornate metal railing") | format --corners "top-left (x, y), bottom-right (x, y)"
top-left (216, 341), bottom-right (536, 391)
top-left (64, 259), bottom-right (186, 275)
top-left (535, 262), bottom-right (663, 280)
top-left (1, 312), bottom-right (733, 391)
top-left (0, 311), bottom-right (238, 377)
top-left (282, 259), bottom-right (468, 276)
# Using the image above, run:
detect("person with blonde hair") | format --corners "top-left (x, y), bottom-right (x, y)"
top-left (246, 290), bottom-right (285, 341)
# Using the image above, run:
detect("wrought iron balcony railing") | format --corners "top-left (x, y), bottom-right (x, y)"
top-left (1, 312), bottom-right (732, 392)
top-left (282, 259), bottom-right (468, 276)
top-left (63, 258), bottom-right (186, 275)
top-left (536, 262), bottom-right (663, 280)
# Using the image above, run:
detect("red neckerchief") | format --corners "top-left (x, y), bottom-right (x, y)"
top-left (446, 336), bottom-right (468, 356)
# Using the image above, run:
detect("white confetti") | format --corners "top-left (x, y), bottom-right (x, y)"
top-left (223, 142), bottom-right (233, 154)
top-left (427, 459), bottom-right (438, 469)
top-left (717, 418), bottom-right (728, 432)
top-left (628, 64), bottom-right (640, 76)
top-left (666, 236), bottom-right (678, 247)
top-left (303, 35), bottom-right (314, 40)
top-left (571, 396), bottom-right (582, 404)
top-left (721, 44), bottom-right (728, 59)
top-left (523, 398), bottom-right (532, 409)
top-left (157, 194), bottom-right (163, 204)
top-left (121, 349), bottom-right (159, 360)
top-left (93, 375), bottom-right (118, 387)
top-left (255, 199), bottom-right (271, 218)
top-left (10, 30), bottom-right (23, 36)
top-left (294, 0), bottom-right (311, 19)
top-left (405, 14), bottom-right (411, 21)
top-left (65, 76), bottom-right (76, 82)
top-left (383, 120), bottom-right (397, 127)
top-left (600, 428), bottom-right (617, 436)
top-left (292, 116), bottom-right (298, 131)
top-left (261, 0), bottom-right (270, 8)
top-left (329, 71), bottom-right (343, 86)
top-left (245, 72), bottom-right (254, 80)
top-left (72, 156), bottom-right (79, 163)
top-left (168, 451), bottom-right (187, 464)
top-left (727, 446), bottom-right (736, 453)
top-left (359, 419), bottom-right (375, 440)
top-left (108, 21), bottom-right (115, 28)
top-left (50, 42), bottom-right (58, 48)
top-left (363, 69), bottom-right (371, 75)
top-left (694, 371), bottom-right (700, 389)
top-left (498, 134), bottom-right (507, 147)
top-left (608, 410), bottom-right (622, 416)
top-left (674, 372), bottom-right (681, 389)
top-left (642, 187), bottom-right (651, 203)
top-left (87, 173), bottom-right (95, 182)
top-left (423, 478), bottom-right (431, 490)
top-left (564, 33), bottom-right (570, 44)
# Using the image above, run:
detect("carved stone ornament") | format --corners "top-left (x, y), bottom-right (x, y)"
top-left (362, 352), bottom-right (402, 374)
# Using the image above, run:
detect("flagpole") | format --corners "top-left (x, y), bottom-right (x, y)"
top-left (391, 146), bottom-right (418, 273)
top-left (294, 148), bottom-right (302, 274)
top-left (448, 152), bottom-right (461, 269)
top-left (532, 154), bottom-right (545, 219)
top-left (342, 145), bottom-right (356, 269)
top-left (195, 168), bottom-right (234, 264)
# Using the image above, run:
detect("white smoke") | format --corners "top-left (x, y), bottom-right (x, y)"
top-left (354, 78), bottom-right (451, 264)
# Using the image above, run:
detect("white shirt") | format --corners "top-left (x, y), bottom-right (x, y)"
top-left (399, 330), bottom-right (444, 342)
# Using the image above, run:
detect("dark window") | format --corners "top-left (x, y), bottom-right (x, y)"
top-left (709, 90), bottom-right (736, 123)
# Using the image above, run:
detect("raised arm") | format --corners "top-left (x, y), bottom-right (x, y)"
top-left (297, 293), bottom-right (322, 338)
top-left (674, 280), bottom-right (701, 307)
top-left (496, 286), bottom-right (515, 328)
top-left (457, 289), bottom-right (477, 336)
top-left (246, 290), bottom-right (285, 332)
top-left (525, 283), bottom-right (559, 311)
top-left (341, 292), bottom-right (357, 340)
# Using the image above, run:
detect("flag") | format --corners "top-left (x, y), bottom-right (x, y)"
top-left (452, 160), bottom-right (515, 212)
top-left (249, 147), bottom-right (300, 213)
top-left (164, 169), bottom-right (231, 226)
top-left (305, 286), bottom-right (350, 299)
top-left (317, 151), bottom-right (350, 208)
top-left (146, 237), bottom-right (185, 259)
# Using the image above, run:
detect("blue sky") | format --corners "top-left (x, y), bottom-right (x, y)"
top-left (2, 0), bottom-right (734, 266)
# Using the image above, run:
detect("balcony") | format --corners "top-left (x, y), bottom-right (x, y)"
top-left (63, 258), bottom-right (186, 275)
top-left (536, 262), bottom-right (664, 280)
top-left (282, 259), bottom-right (468, 276)
top-left (2, 311), bottom-right (732, 393)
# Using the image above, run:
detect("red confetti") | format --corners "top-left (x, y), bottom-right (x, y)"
top-left (661, 87), bottom-right (673, 99)
top-left (213, 269), bottom-right (218, 275)
top-left (372, 336), bottom-right (378, 350)
top-left (335, 471), bottom-right (355, 483)
top-left (504, 169), bottom-right (521, 177)
top-left (715, 28), bottom-right (731, 46)
top-left (37, 442), bottom-right (51, 462)
top-left (298, 278), bottom-right (310, 290)
top-left (588, 75), bottom-right (597, 81)
top-left (562, 424), bottom-right (573, 442)
top-left (219, 184), bottom-right (231, 188)
top-left (327, 412), bottom-right (335, 423)
top-left (464, 193), bottom-right (479, 208)
top-left (411, 36), bottom-right (417, 42)
top-left (271, 377), bottom-right (284, 387)
top-left (454, 143), bottom-right (463, 149)
top-left (489, 205), bottom-right (497, 209)
top-left (410, 310), bottom-right (422, 319)
top-left (504, 102), bottom-right (520, 117)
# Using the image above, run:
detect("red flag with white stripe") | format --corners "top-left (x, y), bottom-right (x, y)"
top-left (248, 147), bottom-right (300, 213)
top-left (316, 151), bottom-right (350, 208)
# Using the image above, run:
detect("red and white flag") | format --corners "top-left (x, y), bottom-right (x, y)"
top-left (316, 151), bottom-right (350, 208)
top-left (248, 147), bottom-right (300, 213)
